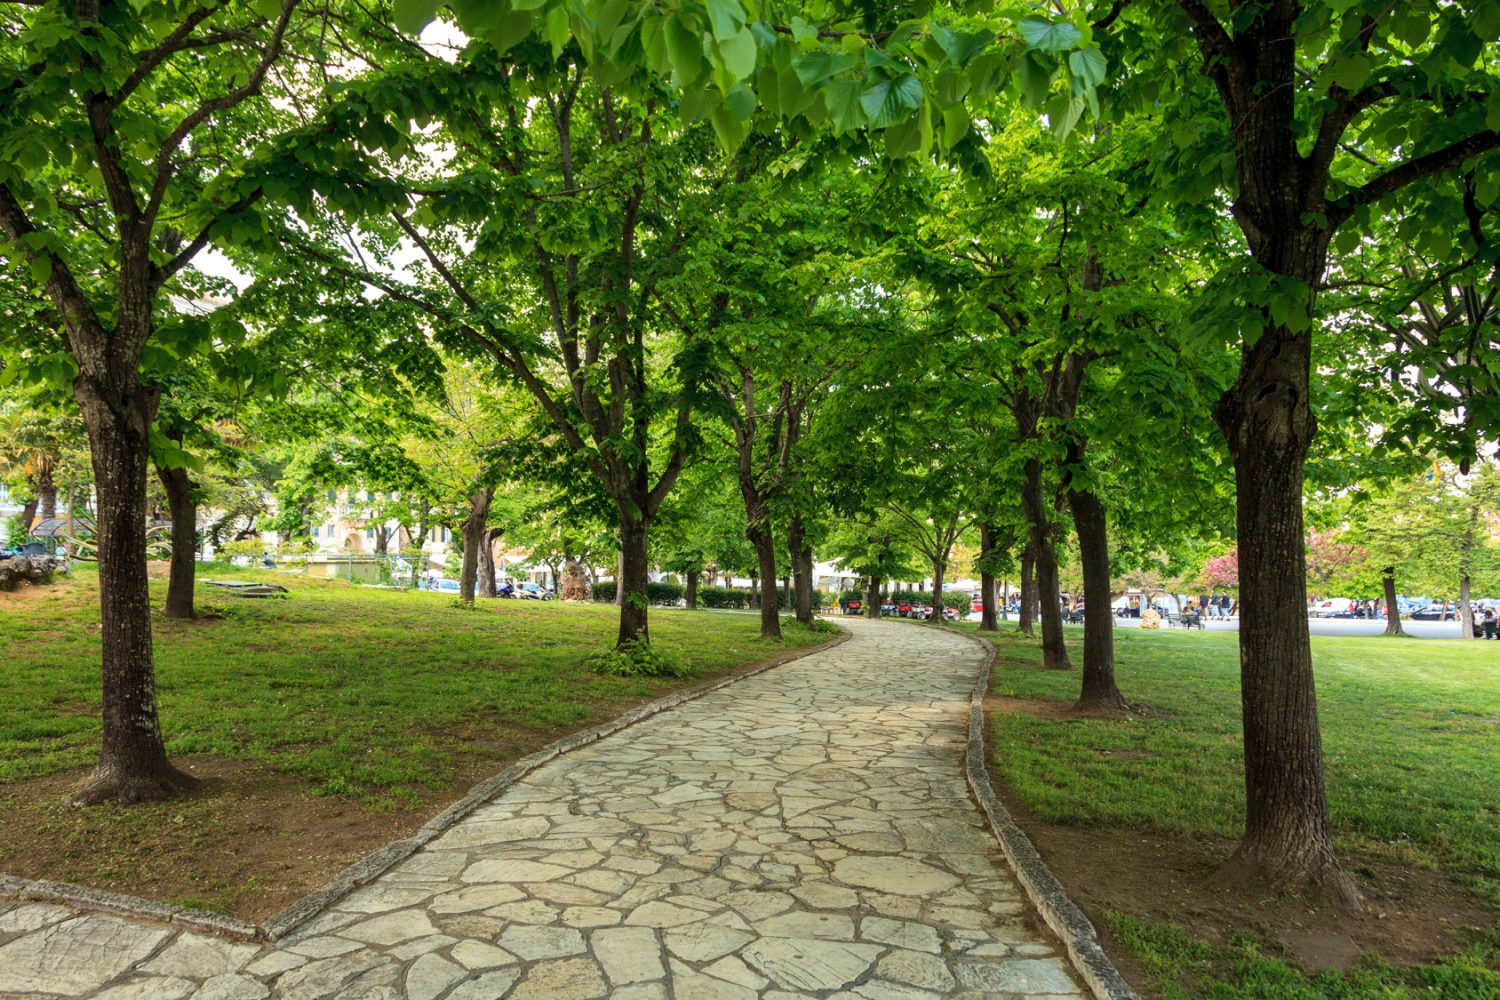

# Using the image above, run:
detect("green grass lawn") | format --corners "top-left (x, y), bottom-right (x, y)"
top-left (1, 565), bottom-right (827, 803)
top-left (0, 566), bottom-right (830, 915)
top-left (961, 622), bottom-right (1500, 999)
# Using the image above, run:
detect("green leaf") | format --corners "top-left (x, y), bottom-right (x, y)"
top-left (29, 255), bottom-right (52, 284)
top-left (884, 114), bottom-right (921, 159)
top-left (1067, 46), bottom-right (1107, 89)
top-left (941, 105), bottom-right (969, 146)
top-left (485, 9), bottom-right (536, 55)
top-left (706, 0), bottom-right (744, 41)
top-left (1330, 53), bottom-right (1371, 90)
top-left (510, 0), bottom-right (547, 9)
top-left (716, 25), bottom-right (757, 80)
top-left (392, 0), bottom-right (439, 34)
top-left (589, 0), bottom-right (628, 39)
top-left (860, 74), bottom-right (922, 129)
top-left (792, 51), bottom-right (859, 87)
top-left (1044, 91), bottom-right (1086, 139)
top-left (1018, 16), bottom-right (1082, 52)
top-left (724, 82), bottom-right (757, 120)
top-left (545, 4), bottom-right (570, 59)
top-left (823, 79), bottom-right (865, 133)
top-left (664, 14), bottom-right (706, 85)
top-left (1016, 51), bottom-right (1053, 109)
top-left (710, 105), bottom-right (749, 152)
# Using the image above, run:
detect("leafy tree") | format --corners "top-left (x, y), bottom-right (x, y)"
top-left (1109, 0), bottom-right (1500, 906)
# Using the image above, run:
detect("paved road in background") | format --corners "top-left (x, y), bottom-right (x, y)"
top-left (969, 614), bottom-right (1476, 640)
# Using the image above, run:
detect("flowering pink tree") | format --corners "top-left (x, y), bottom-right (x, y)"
top-left (1198, 549), bottom-right (1239, 592)
top-left (1305, 530), bottom-right (1370, 595)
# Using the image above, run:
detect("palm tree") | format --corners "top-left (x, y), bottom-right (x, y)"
top-left (0, 404), bottom-right (83, 530)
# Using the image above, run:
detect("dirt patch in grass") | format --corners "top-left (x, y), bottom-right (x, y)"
top-left (984, 703), bottom-right (1499, 995)
top-left (0, 753), bottom-right (519, 921)
top-left (987, 693), bottom-right (1174, 722)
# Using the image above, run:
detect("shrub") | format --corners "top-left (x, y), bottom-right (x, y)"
top-left (645, 581), bottom-right (684, 605)
top-left (590, 581), bottom-right (686, 605)
top-left (587, 641), bottom-right (694, 678)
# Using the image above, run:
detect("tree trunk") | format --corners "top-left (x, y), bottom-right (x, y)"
top-left (747, 520), bottom-right (781, 640)
top-left (788, 513), bottom-right (814, 624)
top-left (978, 522), bottom-right (999, 632)
top-left (37, 462), bottom-right (56, 523)
top-left (1069, 484), bottom-right (1125, 709)
top-left (1019, 543), bottom-right (1036, 636)
top-left (930, 559), bottom-right (945, 625)
top-left (616, 549), bottom-right (626, 607)
top-left (156, 453), bottom-right (197, 620)
top-left (617, 513), bottom-right (651, 647)
top-left (18, 496), bottom-right (38, 535)
top-left (782, 575), bottom-right (792, 612)
top-left (459, 487), bottom-right (493, 604)
top-left (72, 377), bottom-right (194, 804)
top-left (1460, 573), bottom-right (1474, 640)
top-left (1022, 459), bottom-right (1071, 669)
top-left (865, 575), bottom-right (880, 619)
top-left (1381, 569), bottom-right (1405, 636)
top-left (477, 528), bottom-right (498, 599)
top-left (685, 569), bottom-right (699, 610)
top-left (1214, 318), bottom-right (1361, 909)
top-left (373, 523), bottom-right (389, 555)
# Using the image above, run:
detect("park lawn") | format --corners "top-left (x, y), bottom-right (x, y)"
top-left (0, 566), bottom-right (830, 917)
top-left (964, 622), bottom-right (1500, 1000)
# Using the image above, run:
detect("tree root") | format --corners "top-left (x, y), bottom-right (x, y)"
top-left (71, 760), bottom-right (199, 806)
top-left (1213, 837), bottom-right (1364, 912)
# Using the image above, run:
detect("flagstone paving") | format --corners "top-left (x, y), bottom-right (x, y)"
top-left (0, 618), bottom-right (1086, 999)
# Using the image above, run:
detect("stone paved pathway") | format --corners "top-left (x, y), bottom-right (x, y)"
top-left (0, 618), bottom-right (1085, 999)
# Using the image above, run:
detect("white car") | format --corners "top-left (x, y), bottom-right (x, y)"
top-left (1309, 598), bottom-right (1354, 617)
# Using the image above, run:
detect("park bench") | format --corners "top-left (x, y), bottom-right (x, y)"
top-left (1165, 613), bottom-right (1204, 629)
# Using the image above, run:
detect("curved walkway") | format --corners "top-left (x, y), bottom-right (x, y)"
top-left (0, 618), bottom-right (1085, 999)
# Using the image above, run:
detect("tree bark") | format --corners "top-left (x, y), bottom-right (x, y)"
top-left (788, 513), bottom-right (814, 624)
top-left (1381, 568), bottom-right (1405, 636)
top-left (37, 462), bottom-right (56, 523)
top-left (72, 377), bottom-right (194, 804)
top-left (19, 496), bottom-right (38, 535)
top-left (459, 487), bottom-right (493, 604)
top-left (930, 559), bottom-right (946, 625)
top-left (1214, 317), bottom-right (1361, 909)
top-left (685, 569), bottom-right (699, 610)
top-left (1019, 543), bottom-right (1036, 636)
top-left (1460, 572), bottom-right (1474, 640)
top-left (155, 449), bottom-right (197, 620)
top-left (978, 522), bottom-right (999, 632)
top-left (1068, 483), bottom-right (1125, 709)
top-left (747, 519), bottom-right (781, 640)
top-left (477, 527), bottom-right (499, 599)
top-left (1022, 458), bottom-right (1071, 669)
top-left (617, 513), bottom-right (651, 646)
top-left (782, 575), bottom-right (792, 612)
top-left (865, 575), bottom-right (881, 619)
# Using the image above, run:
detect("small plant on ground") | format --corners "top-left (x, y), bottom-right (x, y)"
top-left (586, 641), bottom-right (694, 678)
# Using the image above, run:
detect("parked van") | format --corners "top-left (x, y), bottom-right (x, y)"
top-left (1309, 598), bottom-right (1354, 617)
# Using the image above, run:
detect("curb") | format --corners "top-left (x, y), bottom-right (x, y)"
top-left (951, 626), bottom-right (1139, 1000)
top-left (0, 624), bottom-right (850, 943)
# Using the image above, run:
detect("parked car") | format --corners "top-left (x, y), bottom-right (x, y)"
top-left (1309, 598), bottom-right (1355, 618)
top-left (429, 578), bottom-right (461, 594)
top-left (517, 582), bottom-right (552, 600)
top-left (846, 597), bottom-right (862, 614)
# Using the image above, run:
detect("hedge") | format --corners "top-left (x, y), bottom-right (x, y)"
top-left (837, 588), bottom-right (972, 611)
top-left (591, 582), bottom-right (826, 610)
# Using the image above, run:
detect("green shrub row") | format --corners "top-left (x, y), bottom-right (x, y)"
top-left (836, 588), bottom-right (971, 611)
top-left (591, 581), bottom-right (827, 610)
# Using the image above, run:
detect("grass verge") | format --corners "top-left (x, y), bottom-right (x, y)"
top-left (0, 565), bottom-right (830, 917)
top-left (956, 621), bottom-right (1500, 999)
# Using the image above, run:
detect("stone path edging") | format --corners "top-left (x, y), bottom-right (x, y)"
top-left (950, 626), bottom-right (1140, 1000)
top-left (0, 626), bottom-right (850, 944)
